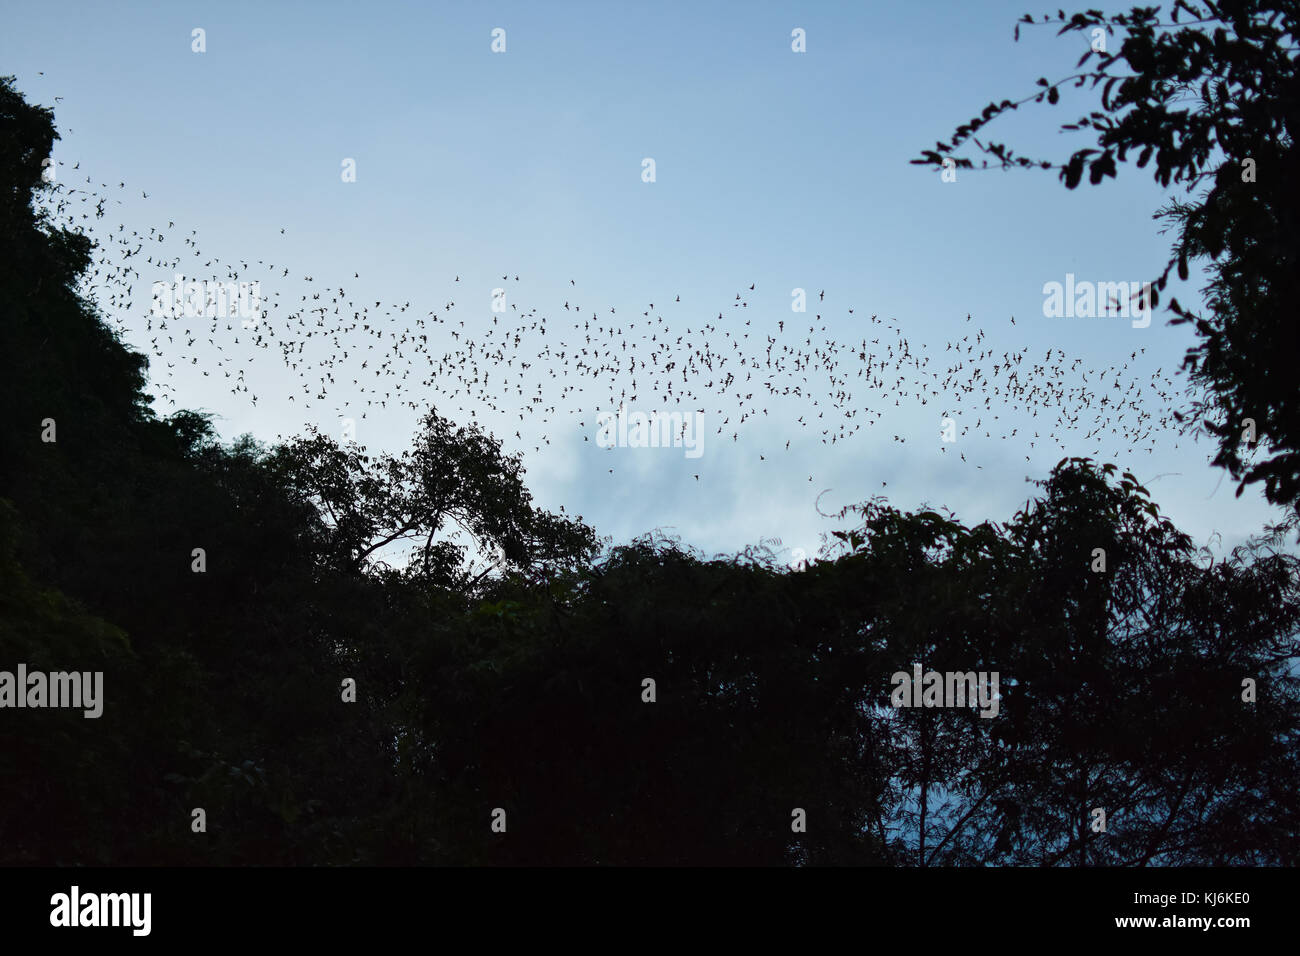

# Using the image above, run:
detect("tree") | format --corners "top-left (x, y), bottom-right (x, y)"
top-left (4, 72), bottom-right (1296, 867)
top-left (268, 413), bottom-right (599, 588)
top-left (820, 459), bottom-right (1300, 865)
top-left (912, 2), bottom-right (1300, 511)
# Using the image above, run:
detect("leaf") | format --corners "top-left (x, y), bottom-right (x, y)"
top-left (1063, 156), bottom-right (1084, 189)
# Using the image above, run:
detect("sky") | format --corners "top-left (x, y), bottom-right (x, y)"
top-left (3, 0), bottom-right (1285, 565)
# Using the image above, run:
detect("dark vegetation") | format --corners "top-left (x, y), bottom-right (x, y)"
top-left (3, 2), bottom-right (1298, 867)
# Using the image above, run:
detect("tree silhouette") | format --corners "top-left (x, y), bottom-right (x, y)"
top-left (912, 2), bottom-right (1300, 512)
top-left (1, 74), bottom-right (1296, 866)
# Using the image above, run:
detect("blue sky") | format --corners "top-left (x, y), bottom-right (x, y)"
top-left (3, 0), bottom-right (1283, 562)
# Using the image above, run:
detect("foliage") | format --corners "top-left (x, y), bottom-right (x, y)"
top-left (912, 2), bottom-right (1300, 511)
top-left (1, 75), bottom-right (1296, 865)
